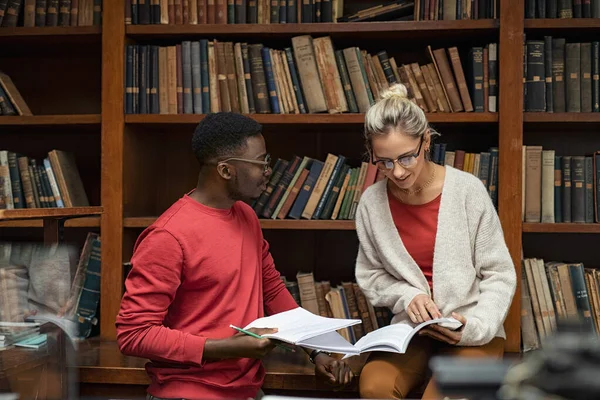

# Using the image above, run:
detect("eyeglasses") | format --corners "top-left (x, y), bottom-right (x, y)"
top-left (218, 153), bottom-right (272, 174)
top-left (371, 137), bottom-right (424, 171)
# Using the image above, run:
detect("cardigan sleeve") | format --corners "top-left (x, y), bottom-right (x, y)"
top-left (355, 200), bottom-right (427, 315)
top-left (458, 180), bottom-right (517, 346)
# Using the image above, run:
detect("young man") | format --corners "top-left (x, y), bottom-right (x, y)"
top-left (116, 112), bottom-right (353, 400)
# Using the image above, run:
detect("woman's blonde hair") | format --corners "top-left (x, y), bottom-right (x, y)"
top-left (364, 83), bottom-right (440, 154)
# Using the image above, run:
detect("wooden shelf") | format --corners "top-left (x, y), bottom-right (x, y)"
top-left (0, 26), bottom-right (101, 49)
top-left (126, 20), bottom-right (498, 40)
top-left (125, 112), bottom-right (498, 126)
top-left (124, 216), bottom-right (356, 230)
top-left (523, 223), bottom-right (600, 233)
top-left (0, 207), bottom-right (103, 222)
top-left (0, 217), bottom-right (100, 228)
top-left (0, 114), bottom-right (102, 127)
top-left (524, 113), bottom-right (600, 123)
top-left (76, 339), bottom-right (365, 392)
top-left (525, 18), bottom-right (600, 30)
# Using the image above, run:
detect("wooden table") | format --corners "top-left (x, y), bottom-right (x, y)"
top-left (75, 339), bottom-right (368, 398)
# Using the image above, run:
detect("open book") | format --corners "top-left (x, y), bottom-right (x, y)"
top-left (242, 307), bottom-right (361, 352)
top-left (340, 317), bottom-right (462, 357)
top-left (241, 308), bottom-right (461, 356)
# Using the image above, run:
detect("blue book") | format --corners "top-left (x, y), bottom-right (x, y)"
top-left (200, 40), bottom-right (210, 114)
top-left (288, 160), bottom-right (323, 220)
top-left (261, 47), bottom-right (280, 114)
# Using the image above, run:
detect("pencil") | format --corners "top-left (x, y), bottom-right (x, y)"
top-left (229, 325), bottom-right (294, 352)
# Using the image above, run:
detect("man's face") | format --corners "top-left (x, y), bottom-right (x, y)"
top-left (224, 134), bottom-right (272, 203)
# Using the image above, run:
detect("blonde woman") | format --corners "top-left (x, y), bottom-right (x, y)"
top-left (355, 84), bottom-right (517, 399)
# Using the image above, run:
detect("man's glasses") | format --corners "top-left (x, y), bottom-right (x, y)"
top-left (218, 153), bottom-right (272, 174)
top-left (371, 136), bottom-right (424, 171)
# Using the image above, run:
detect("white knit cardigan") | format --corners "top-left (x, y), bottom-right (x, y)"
top-left (355, 166), bottom-right (517, 346)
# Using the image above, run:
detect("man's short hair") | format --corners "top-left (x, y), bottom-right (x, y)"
top-left (192, 112), bottom-right (263, 165)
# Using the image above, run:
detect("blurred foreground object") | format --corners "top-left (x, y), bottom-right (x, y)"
top-left (499, 321), bottom-right (600, 400)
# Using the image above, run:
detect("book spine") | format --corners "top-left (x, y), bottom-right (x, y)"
top-left (544, 36), bottom-right (553, 113)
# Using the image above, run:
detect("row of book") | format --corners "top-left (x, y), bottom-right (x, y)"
top-left (125, 36), bottom-right (498, 115)
top-left (520, 258), bottom-right (600, 352)
top-left (524, 38), bottom-right (600, 113)
top-left (431, 143), bottom-right (499, 208)
top-left (522, 146), bottom-right (600, 224)
top-left (525, 0), bottom-right (600, 18)
top-left (0, 0), bottom-right (102, 27)
top-left (0, 71), bottom-right (31, 117)
top-left (413, 0), bottom-right (497, 20)
top-left (282, 272), bottom-right (393, 344)
top-left (0, 236), bottom-right (101, 340)
top-left (126, 0), bottom-right (410, 24)
top-left (252, 154), bottom-right (379, 221)
top-left (0, 150), bottom-right (89, 210)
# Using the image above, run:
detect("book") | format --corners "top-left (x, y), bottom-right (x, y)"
top-left (242, 307), bottom-right (361, 352)
top-left (340, 317), bottom-right (462, 357)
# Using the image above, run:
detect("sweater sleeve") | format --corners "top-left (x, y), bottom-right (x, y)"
top-left (116, 229), bottom-right (207, 366)
top-left (261, 239), bottom-right (299, 315)
top-left (458, 181), bottom-right (517, 346)
top-left (355, 200), bottom-right (427, 315)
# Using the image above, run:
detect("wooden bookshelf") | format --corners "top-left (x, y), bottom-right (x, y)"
top-left (523, 223), bottom-right (600, 234)
top-left (524, 113), bottom-right (600, 123)
top-left (124, 217), bottom-right (356, 230)
top-left (125, 112), bottom-right (498, 125)
top-left (524, 18), bottom-right (600, 30)
top-left (0, 206), bottom-right (103, 221)
top-left (126, 20), bottom-right (499, 40)
top-left (2, 0), bottom-right (528, 392)
top-left (0, 114), bottom-right (102, 126)
top-left (0, 217), bottom-right (101, 228)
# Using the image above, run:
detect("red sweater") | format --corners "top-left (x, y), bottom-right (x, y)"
top-left (388, 190), bottom-right (441, 291)
top-left (116, 194), bottom-right (298, 399)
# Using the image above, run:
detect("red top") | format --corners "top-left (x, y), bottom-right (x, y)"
top-left (388, 190), bottom-right (441, 291)
top-left (116, 194), bottom-right (298, 399)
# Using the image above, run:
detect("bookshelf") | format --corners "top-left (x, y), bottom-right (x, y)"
top-left (1, 0), bottom-right (534, 394)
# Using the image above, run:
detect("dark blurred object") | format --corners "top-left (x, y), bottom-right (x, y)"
top-left (430, 356), bottom-right (515, 400)
top-left (500, 319), bottom-right (600, 400)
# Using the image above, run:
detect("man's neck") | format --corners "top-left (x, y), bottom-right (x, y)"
top-left (189, 181), bottom-right (236, 210)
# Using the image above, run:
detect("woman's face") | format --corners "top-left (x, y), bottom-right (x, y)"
top-left (371, 129), bottom-right (430, 191)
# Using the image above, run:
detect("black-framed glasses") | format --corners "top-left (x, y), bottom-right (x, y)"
top-left (371, 136), bottom-right (424, 171)
top-left (218, 153), bottom-right (272, 173)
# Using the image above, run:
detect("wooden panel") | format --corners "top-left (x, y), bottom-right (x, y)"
top-left (499, 0), bottom-right (524, 353)
top-left (127, 20), bottom-right (498, 41)
top-left (100, 0), bottom-right (126, 341)
top-left (0, 53), bottom-right (101, 115)
top-left (0, 115), bottom-right (101, 126)
top-left (523, 223), bottom-right (600, 233)
top-left (125, 113), bottom-right (499, 125)
top-left (124, 217), bottom-right (356, 230)
top-left (0, 27), bottom-right (101, 51)
top-left (524, 112), bottom-right (600, 123)
top-left (0, 207), bottom-right (102, 221)
top-left (0, 217), bottom-right (100, 228)
top-left (523, 233), bottom-right (600, 267)
top-left (525, 18), bottom-right (600, 30)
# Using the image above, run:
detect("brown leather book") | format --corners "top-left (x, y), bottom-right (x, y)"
top-left (447, 47), bottom-right (474, 112)
top-left (429, 45), bottom-right (462, 112)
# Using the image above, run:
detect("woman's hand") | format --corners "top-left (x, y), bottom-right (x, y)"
top-left (407, 294), bottom-right (442, 323)
top-left (419, 312), bottom-right (467, 345)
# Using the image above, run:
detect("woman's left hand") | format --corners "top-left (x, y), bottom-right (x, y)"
top-left (418, 312), bottom-right (467, 345)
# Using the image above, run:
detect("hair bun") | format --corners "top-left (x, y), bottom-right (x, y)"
top-left (380, 83), bottom-right (409, 100)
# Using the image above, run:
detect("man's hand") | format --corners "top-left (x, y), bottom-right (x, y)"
top-left (204, 328), bottom-right (279, 360)
top-left (313, 353), bottom-right (354, 389)
top-left (407, 294), bottom-right (442, 323)
top-left (418, 312), bottom-right (467, 345)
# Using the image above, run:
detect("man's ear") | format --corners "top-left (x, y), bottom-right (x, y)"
top-left (217, 163), bottom-right (232, 180)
